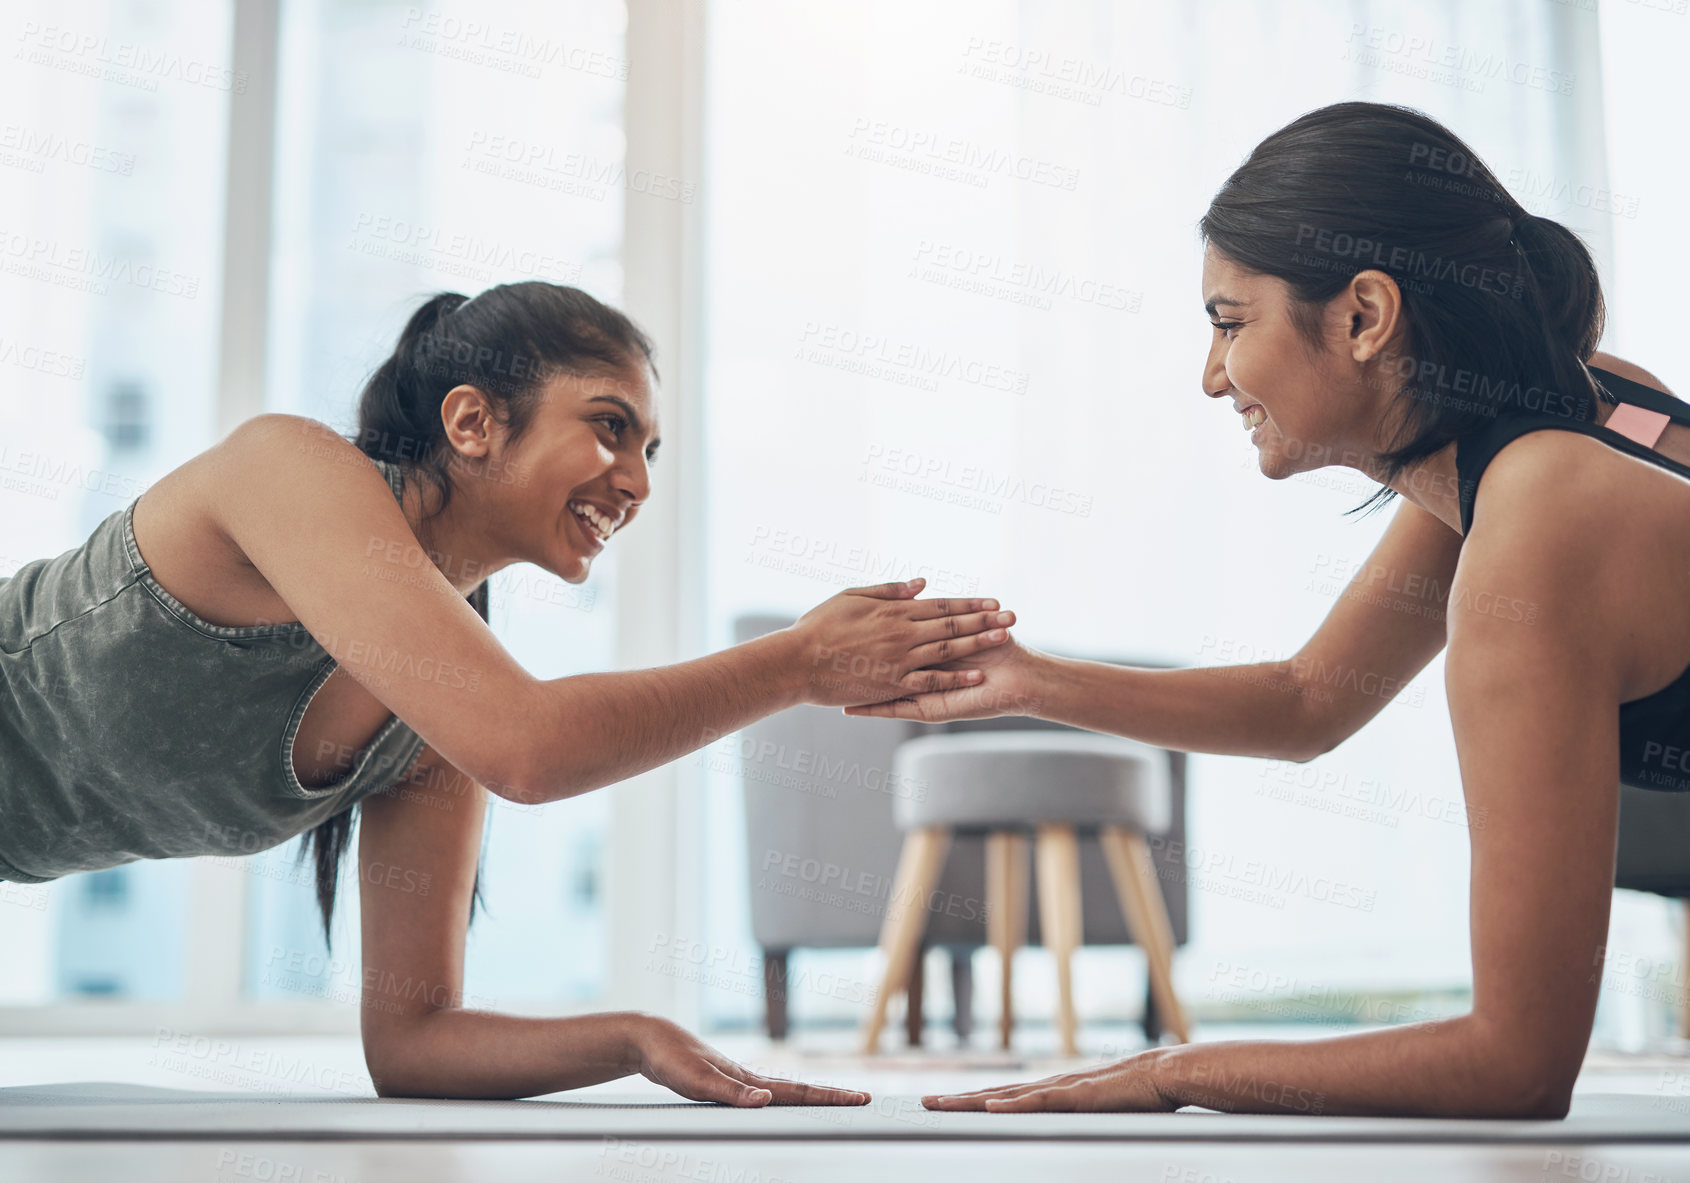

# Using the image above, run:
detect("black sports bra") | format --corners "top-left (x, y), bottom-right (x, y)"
top-left (1456, 365), bottom-right (1690, 792)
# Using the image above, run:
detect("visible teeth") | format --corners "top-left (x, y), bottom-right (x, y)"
top-left (1242, 406), bottom-right (1266, 429)
top-left (568, 500), bottom-right (615, 542)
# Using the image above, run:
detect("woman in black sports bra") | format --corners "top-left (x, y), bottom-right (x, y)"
top-left (855, 101), bottom-right (1688, 1119)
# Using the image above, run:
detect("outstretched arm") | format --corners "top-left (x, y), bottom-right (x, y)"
top-left (357, 743), bottom-right (869, 1105)
top-left (213, 415), bottom-right (1013, 805)
top-left (926, 458), bottom-right (1619, 1118)
top-left (848, 497), bottom-right (1461, 764)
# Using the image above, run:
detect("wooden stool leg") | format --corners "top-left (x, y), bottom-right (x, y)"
top-left (860, 826), bottom-right (950, 1054)
top-left (1034, 824), bottom-right (1082, 1057)
top-left (986, 831), bottom-right (1029, 1051)
top-left (1101, 826), bottom-right (1191, 1044)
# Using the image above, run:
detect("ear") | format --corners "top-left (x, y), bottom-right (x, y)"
top-left (439, 384), bottom-right (497, 460)
top-left (1342, 269), bottom-right (1404, 364)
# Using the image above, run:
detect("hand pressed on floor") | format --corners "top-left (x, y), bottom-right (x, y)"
top-left (635, 1016), bottom-right (870, 1107)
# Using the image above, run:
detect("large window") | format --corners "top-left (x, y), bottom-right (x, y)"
top-left (6, 0), bottom-right (1688, 1054)
top-left (0, 0), bottom-right (234, 1005)
top-left (1, 0), bottom-right (629, 1019)
top-left (694, 0), bottom-right (1685, 1044)
top-left (250, 0), bottom-right (628, 1016)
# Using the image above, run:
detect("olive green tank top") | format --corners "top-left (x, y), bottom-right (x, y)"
top-left (0, 455), bottom-right (429, 882)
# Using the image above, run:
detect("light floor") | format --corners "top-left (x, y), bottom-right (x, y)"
top-left (4, 1026), bottom-right (1689, 1182)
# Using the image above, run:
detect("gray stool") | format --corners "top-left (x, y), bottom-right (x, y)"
top-left (860, 732), bottom-right (1190, 1055)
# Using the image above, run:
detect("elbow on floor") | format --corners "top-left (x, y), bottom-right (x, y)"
top-left (365, 1051), bottom-right (420, 1100)
top-left (1474, 1069), bottom-right (1576, 1121)
top-left (365, 1047), bottom-right (450, 1101)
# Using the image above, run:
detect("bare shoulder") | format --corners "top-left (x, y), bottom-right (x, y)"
top-left (1456, 432), bottom-right (1612, 625)
top-left (204, 413), bottom-right (398, 526)
top-left (1454, 428), bottom-right (1668, 690)
top-left (1462, 409), bottom-right (1690, 702)
top-left (212, 412), bottom-right (367, 475)
top-left (1589, 350), bottom-right (1673, 396)
top-left (132, 414), bottom-right (388, 628)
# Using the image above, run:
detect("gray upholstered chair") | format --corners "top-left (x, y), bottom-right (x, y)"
top-left (733, 614), bottom-right (1191, 1045)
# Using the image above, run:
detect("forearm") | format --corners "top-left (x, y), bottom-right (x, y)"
top-left (516, 632), bottom-right (802, 803)
top-left (1027, 651), bottom-right (1328, 762)
top-left (366, 1009), bottom-right (647, 1100)
top-left (1149, 1016), bottom-right (1571, 1118)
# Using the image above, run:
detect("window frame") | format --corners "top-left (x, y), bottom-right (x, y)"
top-left (0, 0), bottom-right (709, 1038)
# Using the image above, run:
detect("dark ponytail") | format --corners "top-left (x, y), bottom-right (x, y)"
top-left (1199, 100), bottom-right (1607, 518)
top-left (299, 282), bottom-right (655, 946)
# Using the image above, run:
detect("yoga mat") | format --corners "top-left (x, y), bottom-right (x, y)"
top-left (2, 1083), bottom-right (1690, 1142)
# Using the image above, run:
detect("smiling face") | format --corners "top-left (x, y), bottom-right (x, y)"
top-left (1201, 244), bottom-right (1403, 482)
top-left (462, 359), bottom-right (661, 585)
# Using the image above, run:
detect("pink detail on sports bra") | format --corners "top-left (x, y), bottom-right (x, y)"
top-left (1606, 403), bottom-right (1671, 448)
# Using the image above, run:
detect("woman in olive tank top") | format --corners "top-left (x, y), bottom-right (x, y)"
top-left (870, 101), bottom-right (1690, 1120)
top-left (0, 281), bottom-right (1018, 1105)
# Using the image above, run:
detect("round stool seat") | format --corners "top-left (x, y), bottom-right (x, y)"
top-left (892, 731), bottom-right (1171, 834)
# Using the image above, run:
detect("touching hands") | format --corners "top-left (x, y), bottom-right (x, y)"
top-left (783, 577), bottom-right (1017, 708)
top-left (843, 629), bottom-right (1044, 723)
top-left (632, 1015), bottom-right (869, 1107)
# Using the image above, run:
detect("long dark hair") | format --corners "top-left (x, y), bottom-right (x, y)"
top-left (1199, 100), bottom-right (1607, 517)
top-left (299, 281), bottom-right (656, 945)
